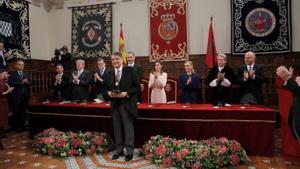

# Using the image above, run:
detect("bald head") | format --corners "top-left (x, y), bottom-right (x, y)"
top-left (244, 51), bottom-right (256, 65)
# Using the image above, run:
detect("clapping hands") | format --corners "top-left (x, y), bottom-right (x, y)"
top-left (276, 65), bottom-right (293, 81)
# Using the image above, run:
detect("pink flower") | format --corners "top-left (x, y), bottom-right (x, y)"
top-left (93, 136), bottom-right (104, 145)
top-left (68, 149), bottom-right (78, 156)
top-left (164, 137), bottom-right (171, 142)
top-left (205, 139), bottom-right (213, 146)
top-left (176, 148), bottom-right (190, 162)
top-left (69, 132), bottom-right (77, 139)
top-left (162, 157), bottom-right (173, 167)
top-left (218, 137), bottom-right (229, 144)
top-left (42, 137), bottom-right (54, 144)
top-left (216, 145), bottom-right (228, 155)
top-left (229, 154), bottom-right (240, 166)
top-left (196, 148), bottom-right (210, 159)
top-left (155, 144), bottom-right (167, 156)
top-left (55, 138), bottom-right (66, 148)
top-left (231, 141), bottom-right (241, 152)
top-left (73, 139), bottom-right (83, 148)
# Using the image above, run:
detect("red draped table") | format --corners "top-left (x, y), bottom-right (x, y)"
top-left (28, 102), bottom-right (276, 156)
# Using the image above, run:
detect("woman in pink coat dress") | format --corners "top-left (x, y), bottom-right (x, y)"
top-left (148, 61), bottom-right (167, 103)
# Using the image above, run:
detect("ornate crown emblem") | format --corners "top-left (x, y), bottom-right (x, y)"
top-left (158, 13), bottom-right (178, 44)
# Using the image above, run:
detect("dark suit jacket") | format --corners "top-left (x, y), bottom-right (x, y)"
top-left (93, 68), bottom-right (108, 100)
top-left (69, 69), bottom-right (92, 101)
top-left (206, 65), bottom-right (236, 104)
top-left (8, 71), bottom-right (31, 101)
top-left (236, 64), bottom-right (265, 104)
top-left (132, 64), bottom-right (143, 83)
top-left (0, 51), bottom-right (16, 69)
top-left (52, 73), bottom-right (70, 100)
top-left (104, 66), bottom-right (139, 118)
top-left (178, 73), bottom-right (200, 103)
top-left (285, 79), bottom-right (300, 141)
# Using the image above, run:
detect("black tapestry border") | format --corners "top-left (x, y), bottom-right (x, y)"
top-left (71, 3), bottom-right (112, 59)
top-left (231, 0), bottom-right (292, 55)
top-left (0, 0), bottom-right (30, 59)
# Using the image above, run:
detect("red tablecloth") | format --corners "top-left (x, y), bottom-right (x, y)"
top-left (28, 102), bottom-right (276, 156)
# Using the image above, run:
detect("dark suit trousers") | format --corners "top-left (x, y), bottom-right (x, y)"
top-left (111, 102), bottom-right (134, 155)
top-left (12, 94), bottom-right (27, 130)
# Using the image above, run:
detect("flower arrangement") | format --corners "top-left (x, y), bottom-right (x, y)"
top-left (33, 128), bottom-right (114, 157)
top-left (142, 135), bottom-right (250, 169)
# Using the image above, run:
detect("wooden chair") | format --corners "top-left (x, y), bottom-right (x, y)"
top-left (140, 79), bottom-right (149, 103)
top-left (165, 77), bottom-right (178, 103)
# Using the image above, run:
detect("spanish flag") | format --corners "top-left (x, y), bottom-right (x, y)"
top-left (119, 23), bottom-right (127, 64)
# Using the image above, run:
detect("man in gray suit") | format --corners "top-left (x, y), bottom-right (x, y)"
top-left (104, 52), bottom-right (139, 161)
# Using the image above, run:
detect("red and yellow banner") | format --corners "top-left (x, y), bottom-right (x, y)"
top-left (149, 0), bottom-right (188, 62)
top-left (119, 24), bottom-right (126, 64)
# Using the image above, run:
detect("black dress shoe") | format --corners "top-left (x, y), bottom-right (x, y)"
top-left (112, 152), bottom-right (123, 160)
top-left (125, 154), bottom-right (133, 162)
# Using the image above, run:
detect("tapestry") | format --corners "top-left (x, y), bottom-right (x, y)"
top-left (0, 0), bottom-right (30, 59)
top-left (71, 3), bottom-right (112, 58)
top-left (149, 0), bottom-right (188, 62)
top-left (231, 0), bottom-right (291, 55)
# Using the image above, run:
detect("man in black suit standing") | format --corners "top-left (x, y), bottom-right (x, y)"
top-left (93, 58), bottom-right (108, 101)
top-left (277, 65), bottom-right (300, 143)
top-left (206, 53), bottom-right (236, 106)
top-left (8, 60), bottom-right (31, 132)
top-left (127, 52), bottom-right (143, 102)
top-left (0, 42), bottom-right (15, 70)
top-left (69, 59), bottom-right (92, 103)
top-left (53, 64), bottom-right (70, 101)
top-left (237, 51), bottom-right (265, 104)
top-left (104, 51), bottom-right (139, 161)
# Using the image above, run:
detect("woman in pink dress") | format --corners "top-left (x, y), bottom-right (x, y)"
top-left (0, 70), bottom-right (14, 150)
top-left (148, 61), bottom-right (167, 103)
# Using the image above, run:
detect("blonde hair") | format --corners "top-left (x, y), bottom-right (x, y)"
top-left (184, 60), bottom-right (195, 73)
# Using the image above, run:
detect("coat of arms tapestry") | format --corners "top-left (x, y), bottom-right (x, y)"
top-left (149, 0), bottom-right (188, 62)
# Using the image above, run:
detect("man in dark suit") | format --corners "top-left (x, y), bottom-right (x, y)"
top-left (0, 42), bottom-right (15, 70)
top-left (127, 52), bottom-right (143, 102)
top-left (53, 64), bottom-right (70, 101)
top-left (277, 65), bottom-right (300, 143)
top-left (206, 53), bottom-right (236, 106)
top-left (93, 58), bottom-right (108, 101)
top-left (104, 51), bottom-right (139, 161)
top-left (237, 51), bottom-right (265, 104)
top-left (69, 59), bottom-right (92, 103)
top-left (8, 60), bottom-right (31, 132)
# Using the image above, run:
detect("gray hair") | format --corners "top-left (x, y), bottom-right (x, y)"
top-left (245, 51), bottom-right (256, 58)
top-left (217, 53), bottom-right (227, 60)
top-left (76, 59), bottom-right (85, 65)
